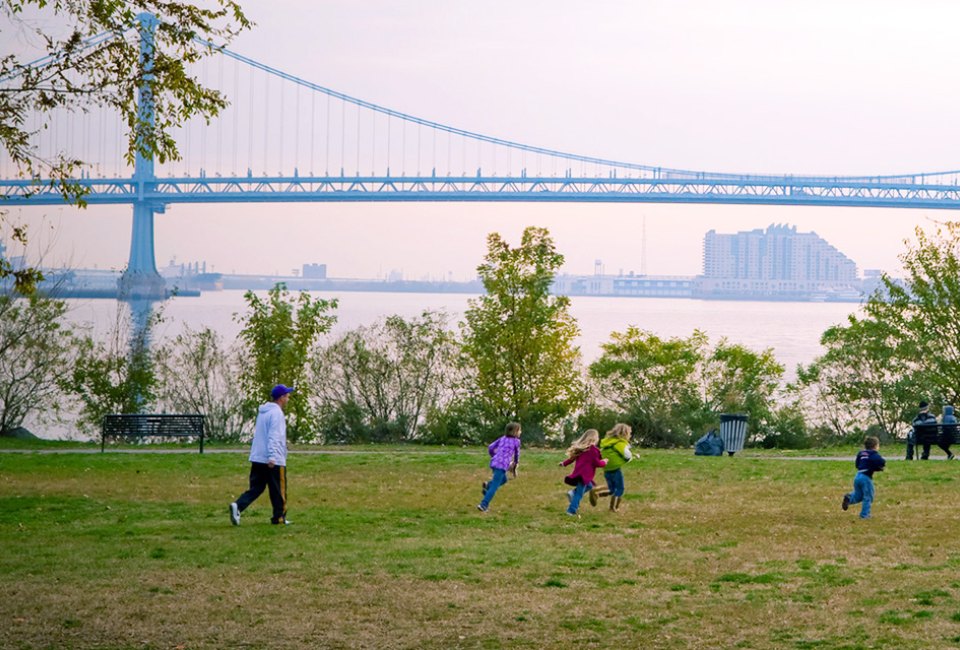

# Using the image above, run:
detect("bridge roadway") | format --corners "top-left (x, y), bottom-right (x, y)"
top-left (4, 173), bottom-right (960, 209)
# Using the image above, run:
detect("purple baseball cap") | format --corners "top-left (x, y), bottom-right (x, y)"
top-left (271, 384), bottom-right (295, 401)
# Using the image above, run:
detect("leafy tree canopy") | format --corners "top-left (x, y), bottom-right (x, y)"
top-left (236, 283), bottom-right (337, 441)
top-left (461, 226), bottom-right (583, 441)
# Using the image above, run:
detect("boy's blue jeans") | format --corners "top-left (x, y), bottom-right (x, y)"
top-left (604, 469), bottom-right (625, 497)
top-left (480, 468), bottom-right (507, 509)
top-left (567, 480), bottom-right (593, 514)
top-left (847, 472), bottom-right (874, 519)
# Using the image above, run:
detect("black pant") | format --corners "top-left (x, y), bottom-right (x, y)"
top-left (906, 440), bottom-right (930, 460)
top-left (235, 462), bottom-right (287, 523)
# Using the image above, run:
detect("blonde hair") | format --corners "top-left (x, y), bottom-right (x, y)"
top-left (566, 429), bottom-right (600, 459)
top-left (605, 423), bottom-right (632, 441)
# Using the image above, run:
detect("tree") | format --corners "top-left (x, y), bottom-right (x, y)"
top-left (792, 222), bottom-right (960, 440)
top-left (588, 327), bottom-right (704, 447)
top-left (63, 307), bottom-right (158, 434)
top-left (461, 227), bottom-right (584, 441)
top-left (0, 293), bottom-right (77, 433)
top-left (698, 339), bottom-right (784, 436)
top-left (793, 316), bottom-right (916, 441)
top-left (864, 222), bottom-right (960, 405)
top-left (311, 311), bottom-right (461, 443)
top-left (154, 325), bottom-right (248, 441)
top-left (0, 224), bottom-right (44, 294)
top-left (235, 283), bottom-right (337, 441)
top-left (589, 328), bottom-right (785, 447)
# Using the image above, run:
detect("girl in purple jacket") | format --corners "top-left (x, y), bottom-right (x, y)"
top-left (560, 429), bottom-right (607, 517)
top-left (477, 422), bottom-right (521, 512)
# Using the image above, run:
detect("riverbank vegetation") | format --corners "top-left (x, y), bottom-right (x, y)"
top-left (3, 222), bottom-right (960, 449)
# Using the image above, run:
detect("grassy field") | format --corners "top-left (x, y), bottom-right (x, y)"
top-left (2, 444), bottom-right (960, 649)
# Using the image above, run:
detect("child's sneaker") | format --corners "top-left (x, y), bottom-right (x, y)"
top-left (481, 481), bottom-right (488, 497)
top-left (229, 502), bottom-right (240, 526)
top-left (841, 494), bottom-right (850, 511)
top-left (477, 504), bottom-right (488, 512)
top-left (589, 488), bottom-right (599, 507)
top-left (566, 490), bottom-right (574, 504)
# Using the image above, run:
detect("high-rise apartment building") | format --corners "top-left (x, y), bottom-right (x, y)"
top-left (694, 224), bottom-right (859, 300)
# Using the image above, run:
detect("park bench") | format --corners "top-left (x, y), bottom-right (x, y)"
top-left (913, 421), bottom-right (940, 447)
top-left (101, 414), bottom-right (206, 453)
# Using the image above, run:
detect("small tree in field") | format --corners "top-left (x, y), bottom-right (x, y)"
top-left (461, 226), bottom-right (583, 442)
top-left (865, 222), bottom-right (960, 405)
top-left (64, 307), bottom-right (158, 434)
top-left (698, 339), bottom-right (784, 435)
top-left (589, 328), bottom-right (785, 447)
top-left (311, 311), bottom-right (460, 442)
top-left (154, 326), bottom-right (249, 441)
top-left (0, 293), bottom-right (77, 433)
top-left (588, 328), bottom-right (704, 447)
top-left (236, 283), bottom-right (337, 441)
top-left (793, 316), bottom-right (916, 441)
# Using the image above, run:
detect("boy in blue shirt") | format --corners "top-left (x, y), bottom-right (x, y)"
top-left (842, 436), bottom-right (885, 519)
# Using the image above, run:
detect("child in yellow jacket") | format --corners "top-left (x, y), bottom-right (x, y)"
top-left (591, 423), bottom-right (633, 511)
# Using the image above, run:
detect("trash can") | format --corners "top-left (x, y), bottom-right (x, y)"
top-left (719, 414), bottom-right (748, 456)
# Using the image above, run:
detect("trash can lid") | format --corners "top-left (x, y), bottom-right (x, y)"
top-left (719, 413), bottom-right (749, 422)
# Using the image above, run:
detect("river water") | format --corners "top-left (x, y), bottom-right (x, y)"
top-left (63, 290), bottom-right (861, 377)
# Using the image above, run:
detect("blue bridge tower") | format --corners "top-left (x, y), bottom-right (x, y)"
top-left (117, 12), bottom-right (166, 300)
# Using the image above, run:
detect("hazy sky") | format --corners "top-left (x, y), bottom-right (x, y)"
top-left (8, 0), bottom-right (960, 280)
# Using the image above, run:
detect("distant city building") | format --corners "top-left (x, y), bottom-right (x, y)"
top-left (302, 263), bottom-right (327, 279)
top-left (553, 273), bottom-right (692, 298)
top-left (694, 224), bottom-right (860, 300)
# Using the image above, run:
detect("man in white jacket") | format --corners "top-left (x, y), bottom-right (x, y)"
top-left (230, 384), bottom-right (293, 525)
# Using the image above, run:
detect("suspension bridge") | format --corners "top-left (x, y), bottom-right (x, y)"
top-left (3, 14), bottom-right (960, 298)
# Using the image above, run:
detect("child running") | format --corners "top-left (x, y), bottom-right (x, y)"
top-left (477, 422), bottom-right (521, 512)
top-left (560, 429), bottom-right (607, 517)
top-left (591, 423), bottom-right (633, 512)
top-left (842, 436), bottom-right (886, 519)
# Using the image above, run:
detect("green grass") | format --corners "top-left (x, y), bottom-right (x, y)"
top-left (1, 446), bottom-right (959, 648)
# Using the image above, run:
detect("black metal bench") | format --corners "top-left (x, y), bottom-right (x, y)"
top-left (101, 414), bottom-right (206, 453)
top-left (913, 422), bottom-right (940, 446)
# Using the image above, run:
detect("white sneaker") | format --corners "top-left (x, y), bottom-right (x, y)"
top-left (566, 490), bottom-right (574, 504)
top-left (229, 502), bottom-right (240, 526)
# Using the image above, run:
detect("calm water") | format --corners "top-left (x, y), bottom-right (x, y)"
top-left (63, 290), bottom-right (860, 377)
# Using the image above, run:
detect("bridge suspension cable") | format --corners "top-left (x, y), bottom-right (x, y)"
top-left (5, 24), bottom-right (960, 201)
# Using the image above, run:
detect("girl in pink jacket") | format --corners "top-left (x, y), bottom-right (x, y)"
top-left (560, 429), bottom-right (607, 517)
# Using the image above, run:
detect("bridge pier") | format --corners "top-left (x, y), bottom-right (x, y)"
top-left (118, 200), bottom-right (166, 299)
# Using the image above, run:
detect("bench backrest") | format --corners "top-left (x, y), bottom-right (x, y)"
top-left (913, 421), bottom-right (940, 445)
top-left (102, 414), bottom-right (206, 452)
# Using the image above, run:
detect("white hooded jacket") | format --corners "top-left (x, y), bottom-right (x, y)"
top-left (248, 401), bottom-right (287, 467)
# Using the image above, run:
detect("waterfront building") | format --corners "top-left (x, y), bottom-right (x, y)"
top-left (693, 224), bottom-right (860, 301)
